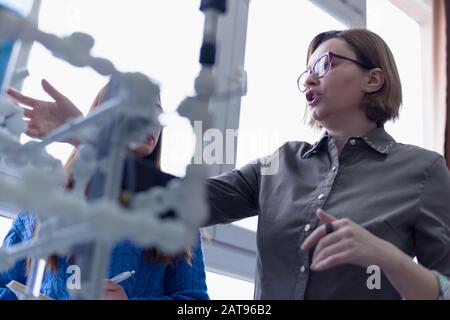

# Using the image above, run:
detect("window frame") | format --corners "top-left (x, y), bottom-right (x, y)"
top-left (387, 0), bottom-right (436, 154)
top-left (0, 0), bottom-right (41, 219)
top-left (1, 0), bottom-right (41, 92)
top-left (310, 0), bottom-right (367, 27)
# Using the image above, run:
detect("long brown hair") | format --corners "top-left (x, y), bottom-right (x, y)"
top-left (32, 84), bottom-right (191, 272)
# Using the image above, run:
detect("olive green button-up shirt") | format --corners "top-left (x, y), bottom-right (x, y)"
top-left (206, 127), bottom-right (450, 299)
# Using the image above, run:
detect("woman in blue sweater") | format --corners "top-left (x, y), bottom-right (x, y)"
top-left (0, 81), bottom-right (209, 300)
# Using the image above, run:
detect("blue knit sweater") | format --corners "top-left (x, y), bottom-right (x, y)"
top-left (0, 212), bottom-right (209, 300)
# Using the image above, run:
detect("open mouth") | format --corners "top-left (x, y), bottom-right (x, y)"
top-left (306, 91), bottom-right (321, 105)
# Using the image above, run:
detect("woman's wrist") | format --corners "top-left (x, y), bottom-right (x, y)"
top-left (373, 239), bottom-right (440, 299)
top-left (372, 238), bottom-right (403, 274)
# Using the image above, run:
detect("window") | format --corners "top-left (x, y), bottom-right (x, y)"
top-left (367, 0), bottom-right (426, 149)
top-left (21, 0), bottom-right (204, 177)
top-left (0, 0), bottom-right (34, 16)
top-left (16, 0), bottom-right (256, 299)
top-left (206, 271), bottom-right (254, 300)
top-left (234, 0), bottom-right (346, 231)
top-left (0, 216), bottom-right (12, 243)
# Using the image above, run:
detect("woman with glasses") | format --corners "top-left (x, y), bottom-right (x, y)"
top-left (6, 29), bottom-right (450, 300)
top-left (206, 29), bottom-right (450, 300)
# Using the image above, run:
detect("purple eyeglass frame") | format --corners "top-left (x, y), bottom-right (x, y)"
top-left (297, 51), bottom-right (374, 93)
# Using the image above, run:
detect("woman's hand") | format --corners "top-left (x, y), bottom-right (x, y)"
top-left (301, 209), bottom-right (392, 272)
top-left (7, 79), bottom-right (83, 145)
top-left (103, 280), bottom-right (129, 300)
top-left (302, 209), bottom-right (441, 299)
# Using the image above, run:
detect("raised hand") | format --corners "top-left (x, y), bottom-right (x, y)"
top-left (7, 79), bottom-right (83, 144)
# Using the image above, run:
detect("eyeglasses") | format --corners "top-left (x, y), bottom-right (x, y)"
top-left (297, 51), bottom-right (373, 93)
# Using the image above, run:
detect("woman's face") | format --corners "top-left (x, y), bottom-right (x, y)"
top-left (304, 38), bottom-right (368, 127)
top-left (129, 129), bottom-right (162, 158)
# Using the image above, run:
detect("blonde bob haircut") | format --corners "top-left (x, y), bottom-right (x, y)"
top-left (305, 29), bottom-right (403, 128)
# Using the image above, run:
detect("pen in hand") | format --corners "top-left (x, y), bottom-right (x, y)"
top-left (110, 270), bottom-right (136, 285)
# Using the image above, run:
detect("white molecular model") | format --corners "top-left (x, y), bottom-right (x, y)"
top-left (0, 1), bottom-right (227, 299)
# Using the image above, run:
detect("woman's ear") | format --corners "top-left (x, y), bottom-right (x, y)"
top-left (363, 68), bottom-right (385, 93)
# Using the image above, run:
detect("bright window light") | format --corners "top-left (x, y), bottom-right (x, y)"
top-left (21, 0), bottom-right (204, 177)
top-left (19, 0), bottom-right (256, 299)
top-left (0, 0), bottom-right (34, 16)
top-left (0, 215), bottom-right (13, 243)
top-left (206, 271), bottom-right (254, 300)
top-left (367, 0), bottom-right (424, 148)
top-left (234, 0), bottom-right (346, 231)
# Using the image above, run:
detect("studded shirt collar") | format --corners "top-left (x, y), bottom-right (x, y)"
top-left (302, 126), bottom-right (396, 158)
top-left (360, 126), bottom-right (396, 154)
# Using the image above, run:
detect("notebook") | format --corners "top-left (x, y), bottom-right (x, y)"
top-left (6, 280), bottom-right (53, 300)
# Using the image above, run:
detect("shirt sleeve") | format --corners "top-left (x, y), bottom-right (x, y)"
top-left (414, 156), bottom-right (450, 277)
top-left (432, 271), bottom-right (450, 300)
top-left (130, 234), bottom-right (209, 300)
top-left (205, 159), bottom-right (262, 226)
top-left (0, 218), bottom-right (28, 300)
